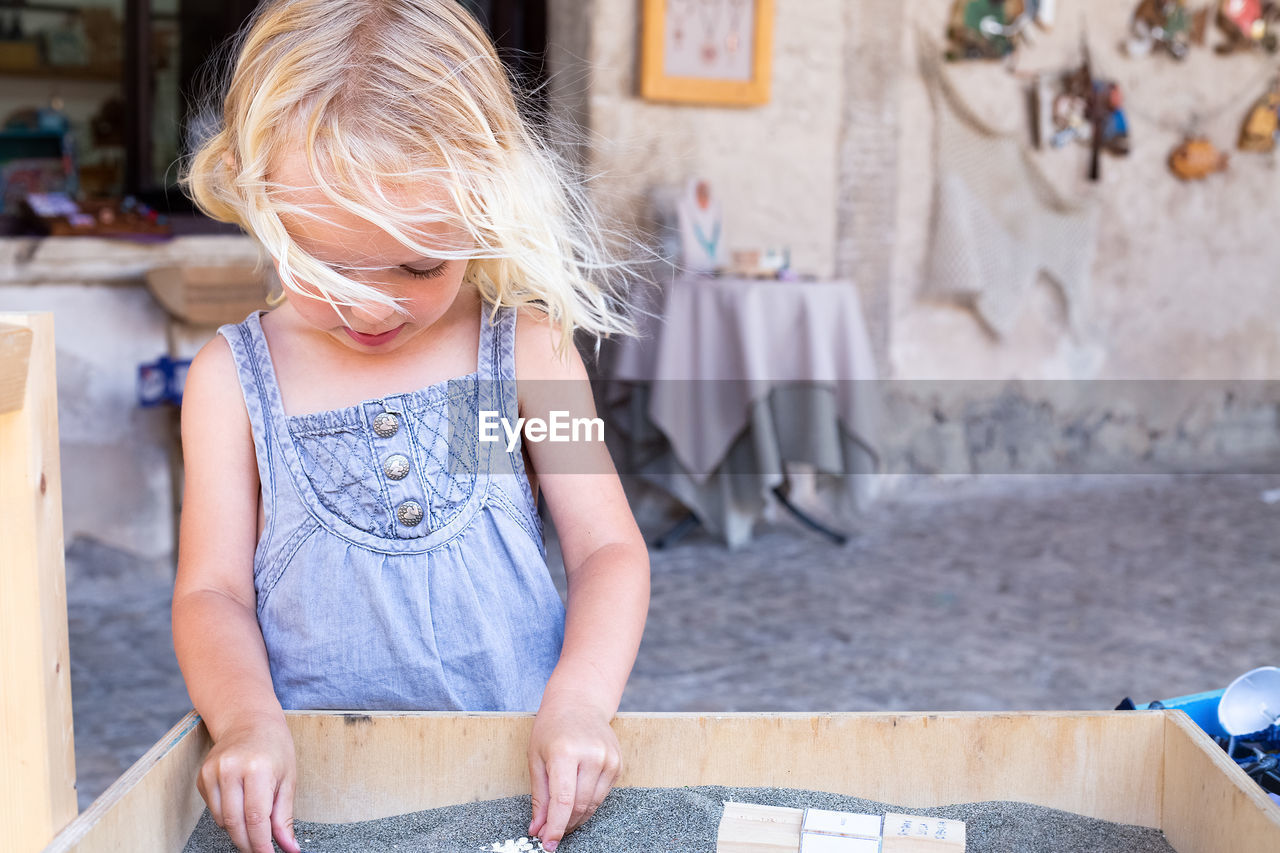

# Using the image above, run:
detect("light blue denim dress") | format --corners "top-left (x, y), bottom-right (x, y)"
top-left (217, 307), bottom-right (565, 711)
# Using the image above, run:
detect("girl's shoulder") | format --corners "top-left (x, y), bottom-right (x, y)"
top-left (188, 328), bottom-right (242, 401)
top-left (512, 306), bottom-right (587, 384)
top-left (181, 331), bottom-right (254, 449)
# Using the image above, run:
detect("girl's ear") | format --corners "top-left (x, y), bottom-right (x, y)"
top-left (221, 149), bottom-right (237, 173)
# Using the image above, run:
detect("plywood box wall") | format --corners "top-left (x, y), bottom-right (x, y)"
top-left (43, 711), bottom-right (1280, 853)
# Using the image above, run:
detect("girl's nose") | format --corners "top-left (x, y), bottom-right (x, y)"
top-left (350, 299), bottom-right (399, 326)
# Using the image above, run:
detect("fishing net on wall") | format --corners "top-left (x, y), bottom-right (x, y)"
top-left (921, 48), bottom-right (1100, 338)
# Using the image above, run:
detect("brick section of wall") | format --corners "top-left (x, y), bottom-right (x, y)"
top-left (836, 0), bottom-right (904, 375)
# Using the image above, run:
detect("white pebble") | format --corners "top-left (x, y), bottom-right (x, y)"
top-left (483, 838), bottom-right (546, 853)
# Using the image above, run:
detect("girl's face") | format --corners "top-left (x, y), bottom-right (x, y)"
top-left (271, 152), bottom-right (472, 355)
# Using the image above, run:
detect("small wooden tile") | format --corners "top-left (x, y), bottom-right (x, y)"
top-left (881, 813), bottom-right (966, 852)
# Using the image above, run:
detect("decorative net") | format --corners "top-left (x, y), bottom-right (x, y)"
top-left (921, 48), bottom-right (1100, 337)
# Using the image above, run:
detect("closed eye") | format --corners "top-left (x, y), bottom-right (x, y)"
top-left (400, 261), bottom-right (449, 279)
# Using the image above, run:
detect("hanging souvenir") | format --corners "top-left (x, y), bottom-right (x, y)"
top-left (1126, 0), bottom-right (1211, 59)
top-left (1169, 136), bottom-right (1230, 178)
top-left (1238, 78), bottom-right (1280, 150)
top-left (1216, 0), bottom-right (1280, 53)
top-left (1030, 45), bottom-right (1130, 180)
top-left (945, 0), bottom-right (1053, 61)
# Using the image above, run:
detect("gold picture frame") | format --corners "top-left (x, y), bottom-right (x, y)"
top-left (640, 0), bottom-right (774, 106)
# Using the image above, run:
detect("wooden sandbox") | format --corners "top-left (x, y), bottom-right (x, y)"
top-left (42, 709), bottom-right (1280, 852)
top-left (8, 311), bottom-right (1280, 851)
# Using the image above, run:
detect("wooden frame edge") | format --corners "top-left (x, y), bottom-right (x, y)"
top-left (43, 712), bottom-right (210, 853)
top-left (1161, 710), bottom-right (1280, 853)
top-left (0, 322), bottom-right (34, 414)
top-left (1, 313), bottom-right (77, 852)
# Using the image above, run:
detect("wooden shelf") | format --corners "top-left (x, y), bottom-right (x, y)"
top-left (0, 64), bottom-right (120, 82)
top-left (0, 2), bottom-right (98, 13)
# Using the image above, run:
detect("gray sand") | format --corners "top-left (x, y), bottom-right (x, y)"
top-left (182, 786), bottom-right (1175, 852)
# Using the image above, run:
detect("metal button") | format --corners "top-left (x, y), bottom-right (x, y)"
top-left (396, 500), bottom-right (424, 527)
top-left (372, 412), bottom-right (400, 438)
top-left (384, 454), bottom-right (411, 481)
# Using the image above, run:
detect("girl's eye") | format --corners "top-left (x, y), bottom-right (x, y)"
top-left (400, 262), bottom-right (449, 279)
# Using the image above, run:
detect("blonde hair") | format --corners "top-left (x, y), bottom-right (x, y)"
top-left (184, 0), bottom-right (633, 346)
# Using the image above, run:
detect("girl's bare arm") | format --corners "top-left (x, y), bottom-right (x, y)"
top-left (172, 336), bottom-right (300, 853)
top-left (515, 311), bottom-right (651, 850)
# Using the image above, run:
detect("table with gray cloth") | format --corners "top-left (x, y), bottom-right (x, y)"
top-left (609, 274), bottom-right (881, 548)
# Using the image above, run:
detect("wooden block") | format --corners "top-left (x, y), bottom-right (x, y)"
top-left (0, 313), bottom-right (77, 852)
top-left (717, 802), bottom-right (802, 853)
top-left (801, 837), bottom-right (879, 853)
top-left (801, 808), bottom-right (882, 852)
top-left (881, 813), bottom-right (966, 852)
top-left (0, 323), bottom-right (33, 414)
top-left (720, 803), bottom-right (965, 853)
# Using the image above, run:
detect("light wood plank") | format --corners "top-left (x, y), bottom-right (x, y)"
top-left (276, 711), bottom-right (1167, 825)
top-left (1, 313), bottom-right (77, 853)
top-left (1161, 711), bottom-right (1280, 853)
top-left (43, 710), bottom-right (1280, 852)
top-left (42, 713), bottom-right (210, 853)
top-left (0, 322), bottom-right (33, 414)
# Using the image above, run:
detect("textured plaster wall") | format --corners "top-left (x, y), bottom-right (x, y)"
top-left (0, 236), bottom-right (261, 559)
top-left (894, 0), bottom-right (1280, 381)
top-left (560, 1), bottom-right (1280, 472)
top-left (561, 0), bottom-right (846, 279)
top-left (565, 1), bottom-right (1280, 381)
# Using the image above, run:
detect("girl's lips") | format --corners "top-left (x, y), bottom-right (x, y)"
top-left (343, 324), bottom-right (405, 347)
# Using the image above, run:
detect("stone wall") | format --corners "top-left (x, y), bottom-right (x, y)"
top-left (561, 0), bottom-right (1280, 474)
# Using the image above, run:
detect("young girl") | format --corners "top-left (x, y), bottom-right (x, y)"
top-left (172, 3), bottom-right (650, 852)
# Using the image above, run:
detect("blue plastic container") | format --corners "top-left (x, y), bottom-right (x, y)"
top-left (1137, 689), bottom-right (1227, 739)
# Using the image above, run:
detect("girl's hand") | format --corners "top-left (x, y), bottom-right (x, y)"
top-left (197, 714), bottom-right (302, 853)
top-left (527, 696), bottom-right (622, 851)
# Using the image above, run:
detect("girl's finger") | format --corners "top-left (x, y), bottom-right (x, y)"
top-left (539, 758), bottom-right (579, 852)
top-left (242, 770), bottom-right (277, 853)
top-left (567, 762), bottom-right (597, 831)
top-left (198, 769), bottom-right (223, 829)
top-left (273, 773), bottom-right (302, 853)
top-left (574, 766), bottom-right (615, 832)
top-left (219, 776), bottom-right (251, 852)
top-left (527, 752), bottom-right (550, 838)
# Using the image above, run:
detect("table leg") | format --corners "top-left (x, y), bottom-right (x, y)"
top-left (651, 513), bottom-right (702, 550)
top-left (771, 486), bottom-right (849, 546)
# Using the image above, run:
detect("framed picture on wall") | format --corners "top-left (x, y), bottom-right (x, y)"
top-left (640, 0), bottom-right (775, 106)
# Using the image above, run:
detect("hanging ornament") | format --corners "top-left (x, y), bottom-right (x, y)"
top-left (945, 0), bottom-right (1054, 61)
top-left (1169, 136), bottom-right (1231, 178)
top-left (669, 0), bottom-right (691, 48)
top-left (1238, 77), bottom-right (1280, 150)
top-left (1029, 42), bottom-right (1131, 180)
top-left (1216, 0), bottom-right (1280, 53)
top-left (1126, 0), bottom-right (1212, 60)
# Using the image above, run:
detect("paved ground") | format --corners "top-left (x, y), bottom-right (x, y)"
top-left (65, 473), bottom-right (1280, 811)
